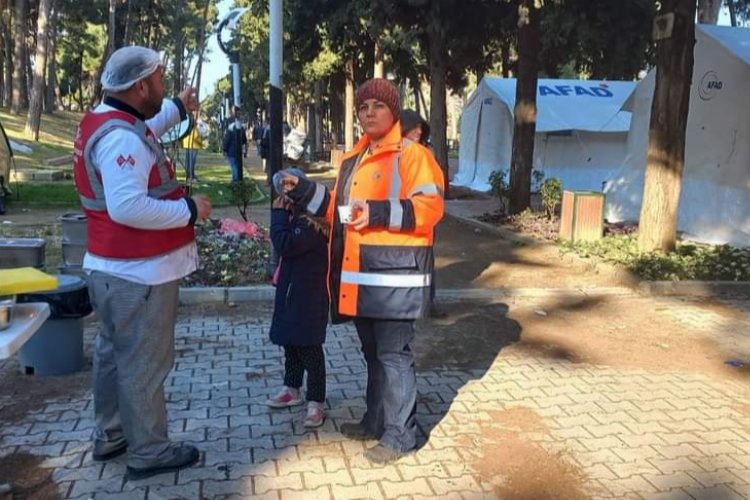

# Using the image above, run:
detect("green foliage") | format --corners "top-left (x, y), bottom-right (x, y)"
top-left (560, 236), bottom-right (750, 281)
top-left (182, 219), bottom-right (272, 286)
top-left (488, 169), bottom-right (510, 214)
top-left (53, 0), bottom-right (218, 110)
top-left (228, 178), bottom-right (264, 221)
top-left (539, 0), bottom-right (656, 79)
top-left (539, 177), bottom-right (562, 219)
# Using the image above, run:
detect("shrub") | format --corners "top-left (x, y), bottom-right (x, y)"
top-left (540, 177), bottom-right (562, 219)
top-left (560, 235), bottom-right (750, 281)
top-left (229, 178), bottom-right (261, 221)
top-left (488, 170), bottom-right (510, 213)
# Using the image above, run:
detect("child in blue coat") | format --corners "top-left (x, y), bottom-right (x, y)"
top-left (267, 168), bottom-right (329, 427)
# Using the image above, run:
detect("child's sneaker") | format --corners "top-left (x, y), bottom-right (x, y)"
top-left (304, 401), bottom-right (326, 428)
top-left (266, 386), bottom-right (304, 408)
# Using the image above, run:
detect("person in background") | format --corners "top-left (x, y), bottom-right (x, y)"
top-left (181, 113), bottom-right (206, 182)
top-left (400, 109), bottom-right (445, 318)
top-left (260, 120), bottom-right (270, 172)
top-left (266, 167), bottom-right (330, 428)
top-left (222, 105), bottom-right (247, 182)
top-left (279, 78), bottom-right (444, 464)
top-left (399, 109), bottom-right (431, 147)
top-left (73, 46), bottom-right (211, 481)
top-left (252, 120), bottom-right (264, 156)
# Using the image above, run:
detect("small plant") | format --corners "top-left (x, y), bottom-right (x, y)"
top-left (540, 177), bottom-right (562, 219)
top-left (488, 169), bottom-right (510, 213)
top-left (560, 235), bottom-right (750, 281)
top-left (229, 178), bottom-right (259, 221)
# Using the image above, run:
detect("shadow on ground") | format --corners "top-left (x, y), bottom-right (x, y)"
top-left (413, 300), bottom-right (521, 446)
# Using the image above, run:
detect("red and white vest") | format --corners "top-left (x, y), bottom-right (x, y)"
top-left (73, 109), bottom-right (195, 259)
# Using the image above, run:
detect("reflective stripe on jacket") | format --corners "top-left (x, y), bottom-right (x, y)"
top-left (291, 121), bottom-right (444, 322)
top-left (73, 109), bottom-right (195, 259)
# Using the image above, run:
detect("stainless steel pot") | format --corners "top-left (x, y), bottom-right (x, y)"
top-left (0, 296), bottom-right (14, 331)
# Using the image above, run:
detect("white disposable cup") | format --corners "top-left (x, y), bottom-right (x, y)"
top-left (337, 205), bottom-right (353, 223)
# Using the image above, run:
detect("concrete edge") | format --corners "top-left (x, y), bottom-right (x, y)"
top-left (178, 285), bottom-right (640, 304)
top-left (446, 213), bottom-right (545, 247)
top-left (178, 282), bottom-right (749, 305)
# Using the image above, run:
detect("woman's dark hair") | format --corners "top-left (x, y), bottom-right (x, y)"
top-left (400, 109), bottom-right (430, 146)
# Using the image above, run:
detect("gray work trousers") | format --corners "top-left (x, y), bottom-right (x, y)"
top-left (87, 271), bottom-right (179, 468)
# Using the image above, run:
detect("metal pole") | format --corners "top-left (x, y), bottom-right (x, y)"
top-left (229, 53), bottom-right (243, 182)
top-left (269, 0), bottom-right (283, 197)
top-left (231, 57), bottom-right (241, 108)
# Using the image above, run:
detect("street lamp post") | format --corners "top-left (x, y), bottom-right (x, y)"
top-left (217, 8), bottom-right (249, 182)
top-left (269, 0), bottom-right (283, 198)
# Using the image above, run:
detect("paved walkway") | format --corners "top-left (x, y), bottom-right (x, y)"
top-left (1, 294), bottom-right (749, 499)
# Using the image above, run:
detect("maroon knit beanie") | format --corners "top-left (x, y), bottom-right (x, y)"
top-left (355, 78), bottom-right (401, 121)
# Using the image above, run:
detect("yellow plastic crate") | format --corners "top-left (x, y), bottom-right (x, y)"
top-left (0, 267), bottom-right (59, 295)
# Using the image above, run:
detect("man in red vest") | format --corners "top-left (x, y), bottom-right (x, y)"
top-left (73, 46), bottom-right (211, 481)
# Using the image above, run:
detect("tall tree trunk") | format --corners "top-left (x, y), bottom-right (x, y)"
top-left (172, 31), bottom-right (183, 94)
top-left (413, 82), bottom-right (420, 115)
top-left (3, 6), bottom-right (11, 108)
top-left (10, 0), bottom-right (27, 114)
top-left (314, 80), bottom-right (323, 154)
top-left (43, 0), bottom-right (57, 113)
top-left (192, 0), bottom-right (211, 101)
top-left (638, 0), bottom-right (696, 252)
top-left (509, 0), bottom-right (541, 214)
top-left (25, 0), bottom-right (51, 139)
top-left (331, 76), bottom-right (342, 145)
top-left (76, 51), bottom-right (83, 110)
top-left (123, 0), bottom-right (134, 44)
top-left (344, 57), bottom-right (354, 150)
top-left (108, 0), bottom-right (115, 53)
top-left (418, 86), bottom-right (428, 120)
top-left (374, 39), bottom-right (384, 78)
top-left (697, 0), bottom-right (721, 24)
top-left (427, 3), bottom-right (449, 197)
top-left (500, 38), bottom-right (511, 78)
top-left (23, 40), bottom-right (30, 107)
top-left (88, 43), bottom-right (109, 108)
top-left (0, 0), bottom-right (4, 105)
top-left (728, 0), bottom-right (738, 26)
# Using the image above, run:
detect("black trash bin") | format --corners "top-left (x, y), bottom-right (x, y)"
top-left (17, 275), bottom-right (92, 375)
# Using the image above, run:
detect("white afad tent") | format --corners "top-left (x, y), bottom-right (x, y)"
top-left (453, 77), bottom-right (636, 193)
top-left (605, 24), bottom-right (750, 248)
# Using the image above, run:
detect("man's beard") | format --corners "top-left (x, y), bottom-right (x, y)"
top-left (144, 94), bottom-right (162, 118)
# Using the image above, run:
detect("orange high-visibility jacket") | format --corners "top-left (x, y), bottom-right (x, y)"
top-left (289, 122), bottom-right (444, 322)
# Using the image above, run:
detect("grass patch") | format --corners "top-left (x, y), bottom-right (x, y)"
top-left (560, 235), bottom-right (750, 281)
top-left (0, 108), bottom-right (81, 171)
top-left (4, 179), bottom-right (267, 209)
top-left (0, 107), bottom-right (269, 208)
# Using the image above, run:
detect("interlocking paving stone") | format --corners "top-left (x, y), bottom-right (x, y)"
top-left (0, 296), bottom-right (749, 499)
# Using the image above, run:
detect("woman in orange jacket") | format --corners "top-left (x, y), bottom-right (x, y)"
top-left (280, 78), bottom-right (444, 464)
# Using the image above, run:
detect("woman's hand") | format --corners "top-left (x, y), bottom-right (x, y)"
top-left (272, 196), bottom-right (287, 209)
top-left (349, 199), bottom-right (369, 230)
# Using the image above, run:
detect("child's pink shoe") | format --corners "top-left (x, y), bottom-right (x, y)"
top-left (304, 401), bottom-right (326, 428)
top-left (266, 386), bottom-right (304, 408)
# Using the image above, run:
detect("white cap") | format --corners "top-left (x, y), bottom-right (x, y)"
top-left (101, 46), bottom-right (162, 92)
